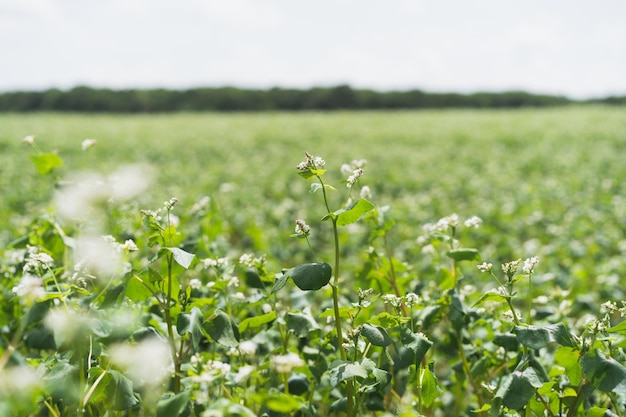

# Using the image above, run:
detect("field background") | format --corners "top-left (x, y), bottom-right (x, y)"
top-left (2, 106), bottom-right (625, 301)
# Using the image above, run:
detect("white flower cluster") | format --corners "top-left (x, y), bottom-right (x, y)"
top-left (476, 262), bottom-right (493, 273)
top-left (501, 259), bottom-right (521, 276)
top-left (238, 253), bottom-right (266, 269)
top-left (294, 219), bottom-right (311, 236)
top-left (12, 274), bottom-right (45, 302)
top-left (522, 256), bottom-right (539, 274)
top-left (271, 352), bottom-right (304, 374)
top-left (22, 135), bottom-right (35, 145)
top-left (163, 197), bottom-right (179, 211)
top-left (296, 152), bottom-right (325, 171)
top-left (22, 245), bottom-right (54, 274)
top-left (382, 292), bottom-right (420, 309)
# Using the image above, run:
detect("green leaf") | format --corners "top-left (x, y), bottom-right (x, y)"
top-left (156, 390), bottom-right (191, 417)
top-left (88, 368), bottom-right (139, 411)
top-left (513, 323), bottom-right (575, 349)
top-left (271, 273), bottom-right (289, 293)
top-left (163, 247), bottom-right (195, 269)
top-left (285, 262), bottom-right (332, 291)
top-left (30, 153), bottom-right (63, 174)
top-left (204, 310), bottom-right (239, 347)
top-left (367, 312), bottom-right (410, 328)
top-left (607, 320), bottom-right (626, 334)
top-left (264, 393), bottom-right (302, 413)
top-left (361, 323), bottom-right (393, 347)
top-left (333, 199), bottom-right (375, 226)
top-left (328, 358), bottom-right (374, 387)
top-left (495, 371), bottom-right (536, 410)
top-left (126, 275), bottom-right (156, 302)
top-left (176, 307), bottom-right (204, 349)
top-left (401, 327), bottom-right (433, 365)
top-left (45, 360), bottom-right (81, 404)
top-left (555, 346), bottom-right (583, 385)
top-left (446, 248), bottom-right (480, 262)
top-left (286, 310), bottom-right (320, 337)
top-left (238, 311), bottom-right (276, 333)
top-left (581, 349), bottom-right (626, 393)
top-left (472, 290), bottom-right (509, 307)
top-left (420, 364), bottom-right (441, 407)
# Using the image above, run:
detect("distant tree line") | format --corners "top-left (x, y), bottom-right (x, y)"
top-left (0, 85), bottom-right (623, 112)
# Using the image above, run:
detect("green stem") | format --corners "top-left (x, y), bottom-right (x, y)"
top-left (163, 252), bottom-right (181, 393)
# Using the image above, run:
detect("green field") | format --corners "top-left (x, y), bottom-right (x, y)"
top-left (1, 106), bottom-right (626, 416)
top-left (3, 106), bottom-right (626, 281)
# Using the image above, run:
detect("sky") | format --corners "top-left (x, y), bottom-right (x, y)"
top-left (1, 0), bottom-right (626, 99)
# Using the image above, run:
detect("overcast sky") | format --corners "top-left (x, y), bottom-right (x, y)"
top-left (2, 0), bottom-right (625, 98)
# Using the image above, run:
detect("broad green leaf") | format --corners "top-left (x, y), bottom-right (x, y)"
top-left (328, 358), bottom-right (375, 387)
top-left (587, 407), bottom-right (611, 417)
top-left (88, 368), bottom-right (139, 411)
top-left (513, 323), bottom-right (575, 349)
top-left (286, 310), bottom-right (320, 337)
top-left (361, 323), bottom-right (393, 346)
top-left (265, 393), bottom-right (302, 413)
top-left (332, 199), bottom-right (375, 226)
top-left (420, 364), bottom-right (441, 407)
top-left (446, 248), bottom-right (480, 262)
top-left (45, 360), bottom-right (81, 404)
top-left (126, 275), bottom-right (156, 302)
top-left (163, 247), bottom-right (195, 269)
top-left (287, 373), bottom-right (310, 395)
top-left (238, 311), bottom-right (276, 333)
top-left (359, 367), bottom-right (392, 393)
top-left (319, 306), bottom-right (351, 319)
top-left (286, 262), bottom-right (332, 291)
top-left (555, 346), bottom-right (583, 385)
top-left (30, 153), bottom-right (63, 174)
top-left (472, 290), bottom-right (509, 307)
top-left (493, 333), bottom-right (520, 351)
top-left (204, 309), bottom-right (239, 347)
top-left (156, 390), bottom-right (191, 417)
top-left (401, 327), bottom-right (433, 366)
top-left (581, 349), bottom-right (626, 393)
top-left (176, 307), bottom-right (204, 349)
top-left (367, 312), bottom-right (410, 328)
top-left (495, 371), bottom-right (536, 410)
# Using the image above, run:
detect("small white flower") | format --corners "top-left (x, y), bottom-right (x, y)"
top-left (382, 294), bottom-right (403, 308)
top-left (22, 246), bottom-right (54, 273)
top-left (294, 219), bottom-right (311, 236)
top-left (239, 253), bottom-right (255, 268)
top-left (271, 352), bottom-right (304, 374)
top-left (81, 138), bottom-right (97, 151)
top-left (476, 262), bottom-right (492, 273)
top-left (164, 197), bottom-right (179, 211)
top-left (405, 292), bottom-right (420, 308)
top-left (346, 168), bottom-right (364, 188)
top-left (359, 185), bottom-right (372, 199)
top-left (502, 259), bottom-right (521, 276)
top-left (464, 216), bottom-right (483, 228)
top-left (202, 258), bottom-right (218, 268)
top-left (12, 274), bottom-right (45, 302)
top-left (189, 278), bottom-right (202, 289)
top-left (522, 256), bottom-right (539, 274)
top-left (22, 135), bottom-right (35, 145)
top-left (238, 340), bottom-right (257, 356)
top-left (262, 303), bottom-right (273, 314)
top-left (120, 239), bottom-right (138, 253)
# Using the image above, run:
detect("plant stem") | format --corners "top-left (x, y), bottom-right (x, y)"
top-left (163, 252), bottom-right (181, 392)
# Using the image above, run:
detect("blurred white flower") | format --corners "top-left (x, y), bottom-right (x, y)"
top-left (74, 235), bottom-right (122, 279)
top-left (109, 338), bottom-right (172, 389)
top-left (81, 138), bottom-right (97, 151)
top-left (271, 352), bottom-right (304, 374)
top-left (22, 135), bottom-right (35, 145)
top-left (12, 274), bottom-right (45, 303)
top-left (464, 216), bottom-right (483, 228)
top-left (359, 185), bottom-right (372, 199)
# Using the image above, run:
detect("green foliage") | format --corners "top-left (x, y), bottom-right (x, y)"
top-left (1, 108), bottom-right (626, 416)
